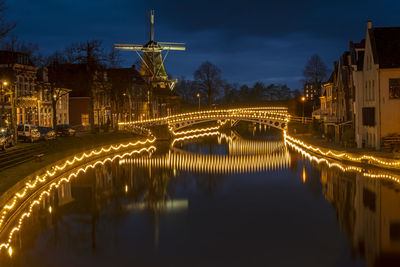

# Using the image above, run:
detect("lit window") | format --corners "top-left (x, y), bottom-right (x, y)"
top-left (389, 79), bottom-right (400, 99)
top-left (81, 114), bottom-right (89, 126)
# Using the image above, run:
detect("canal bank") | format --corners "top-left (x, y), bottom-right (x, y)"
top-left (0, 131), bottom-right (142, 196)
top-left (286, 132), bottom-right (400, 172)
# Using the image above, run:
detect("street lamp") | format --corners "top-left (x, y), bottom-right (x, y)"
top-left (301, 96), bottom-right (306, 124)
top-left (1, 81), bottom-right (9, 124)
top-left (196, 93), bottom-right (200, 111)
top-left (0, 80), bottom-right (16, 144)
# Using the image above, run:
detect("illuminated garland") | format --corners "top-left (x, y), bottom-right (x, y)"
top-left (284, 131), bottom-right (400, 168)
top-left (0, 138), bottom-right (156, 231)
top-left (118, 107), bottom-right (289, 126)
top-left (171, 131), bottom-right (220, 146)
top-left (0, 146), bottom-right (156, 255)
top-left (285, 135), bottom-right (400, 183)
top-left (3, 125), bottom-right (400, 257)
top-left (170, 126), bottom-right (221, 136)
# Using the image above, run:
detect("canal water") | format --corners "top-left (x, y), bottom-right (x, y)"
top-left (2, 127), bottom-right (400, 267)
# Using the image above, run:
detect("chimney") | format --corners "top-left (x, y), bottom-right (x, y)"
top-left (367, 20), bottom-right (372, 29)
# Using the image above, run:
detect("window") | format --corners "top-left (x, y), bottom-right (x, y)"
top-left (389, 79), bottom-right (400, 99)
top-left (81, 114), bottom-right (89, 126)
top-left (362, 107), bottom-right (375, 126)
top-left (390, 223), bottom-right (400, 241)
top-left (363, 188), bottom-right (376, 212)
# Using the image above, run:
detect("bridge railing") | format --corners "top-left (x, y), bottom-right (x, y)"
top-left (118, 107), bottom-right (289, 127)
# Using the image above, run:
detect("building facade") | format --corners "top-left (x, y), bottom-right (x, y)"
top-left (353, 22), bottom-right (400, 150)
top-left (314, 53), bottom-right (354, 144)
top-left (0, 51), bottom-right (71, 129)
top-left (303, 83), bottom-right (317, 102)
top-left (49, 63), bottom-right (111, 128)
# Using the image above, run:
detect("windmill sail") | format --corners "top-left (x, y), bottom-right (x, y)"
top-left (158, 42), bottom-right (186, 51)
top-left (114, 9), bottom-right (185, 80)
top-left (114, 44), bottom-right (145, 51)
top-left (113, 10), bottom-right (185, 118)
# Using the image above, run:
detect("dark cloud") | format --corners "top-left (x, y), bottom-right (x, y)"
top-left (145, 0), bottom-right (398, 40)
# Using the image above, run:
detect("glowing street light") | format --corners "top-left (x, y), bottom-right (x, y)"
top-left (196, 93), bottom-right (200, 111)
top-left (301, 96), bottom-right (306, 123)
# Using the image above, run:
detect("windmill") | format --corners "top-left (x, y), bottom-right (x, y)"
top-left (114, 10), bottom-right (185, 90)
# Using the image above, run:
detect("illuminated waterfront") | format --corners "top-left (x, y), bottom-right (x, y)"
top-left (1, 128), bottom-right (400, 266)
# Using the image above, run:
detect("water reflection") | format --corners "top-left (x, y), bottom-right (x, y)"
top-left (290, 139), bottom-right (400, 266)
top-left (1, 129), bottom-right (400, 266)
top-left (320, 167), bottom-right (400, 266)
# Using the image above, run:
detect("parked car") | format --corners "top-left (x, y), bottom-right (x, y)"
top-left (0, 128), bottom-right (14, 150)
top-left (17, 124), bottom-right (41, 143)
top-left (37, 126), bottom-right (57, 141)
top-left (56, 124), bottom-right (76, 136)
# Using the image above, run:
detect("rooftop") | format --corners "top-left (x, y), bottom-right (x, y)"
top-left (369, 27), bottom-right (400, 68)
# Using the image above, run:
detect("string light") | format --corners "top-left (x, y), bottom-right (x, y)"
top-left (0, 146), bottom-right (156, 254)
top-left (170, 126), bottom-right (221, 136)
top-left (4, 107), bottom-right (398, 258)
top-left (119, 107), bottom-right (290, 133)
top-left (285, 135), bottom-right (400, 183)
top-left (171, 131), bottom-right (221, 146)
top-left (284, 131), bottom-right (400, 169)
top-left (2, 124), bottom-right (400, 257)
top-left (0, 138), bottom-right (156, 232)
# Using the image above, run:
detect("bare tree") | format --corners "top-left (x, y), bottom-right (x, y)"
top-left (47, 62), bottom-right (70, 128)
top-left (303, 54), bottom-right (328, 84)
top-left (0, 35), bottom-right (43, 65)
top-left (64, 40), bottom-right (107, 132)
top-left (194, 61), bottom-right (224, 108)
top-left (302, 54), bottom-right (328, 99)
top-left (0, 0), bottom-right (15, 40)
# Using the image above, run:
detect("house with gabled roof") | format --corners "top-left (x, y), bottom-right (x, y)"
top-left (353, 21), bottom-right (400, 150)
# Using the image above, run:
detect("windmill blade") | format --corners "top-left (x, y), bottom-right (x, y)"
top-left (158, 42), bottom-right (186, 51)
top-left (114, 43), bottom-right (145, 51)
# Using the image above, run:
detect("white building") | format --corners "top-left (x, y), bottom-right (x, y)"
top-left (37, 67), bottom-right (70, 127)
top-left (353, 21), bottom-right (400, 150)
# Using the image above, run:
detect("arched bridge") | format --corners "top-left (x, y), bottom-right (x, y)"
top-left (119, 107), bottom-right (290, 137)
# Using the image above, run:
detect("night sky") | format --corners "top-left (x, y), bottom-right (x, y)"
top-left (4, 0), bottom-right (400, 89)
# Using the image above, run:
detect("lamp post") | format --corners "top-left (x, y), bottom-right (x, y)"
top-left (301, 96), bottom-right (306, 124)
top-left (0, 81), bottom-right (7, 127)
top-left (196, 93), bottom-right (200, 111)
top-left (0, 80), bottom-right (17, 144)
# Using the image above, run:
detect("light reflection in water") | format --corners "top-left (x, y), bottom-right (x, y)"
top-left (0, 145), bottom-right (156, 256)
top-left (287, 135), bottom-right (400, 266)
top-left (1, 129), bottom-right (400, 266)
top-left (120, 131), bottom-right (291, 173)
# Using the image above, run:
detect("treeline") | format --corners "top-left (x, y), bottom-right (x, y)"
top-left (175, 61), bottom-right (301, 109)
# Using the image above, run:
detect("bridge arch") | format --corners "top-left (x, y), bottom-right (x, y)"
top-left (170, 117), bottom-right (287, 132)
top-left (119, 107), bottom-right (289, 136)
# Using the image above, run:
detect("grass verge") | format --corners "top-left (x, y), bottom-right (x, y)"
top-left (0, 131), bottom-right (136, 196)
